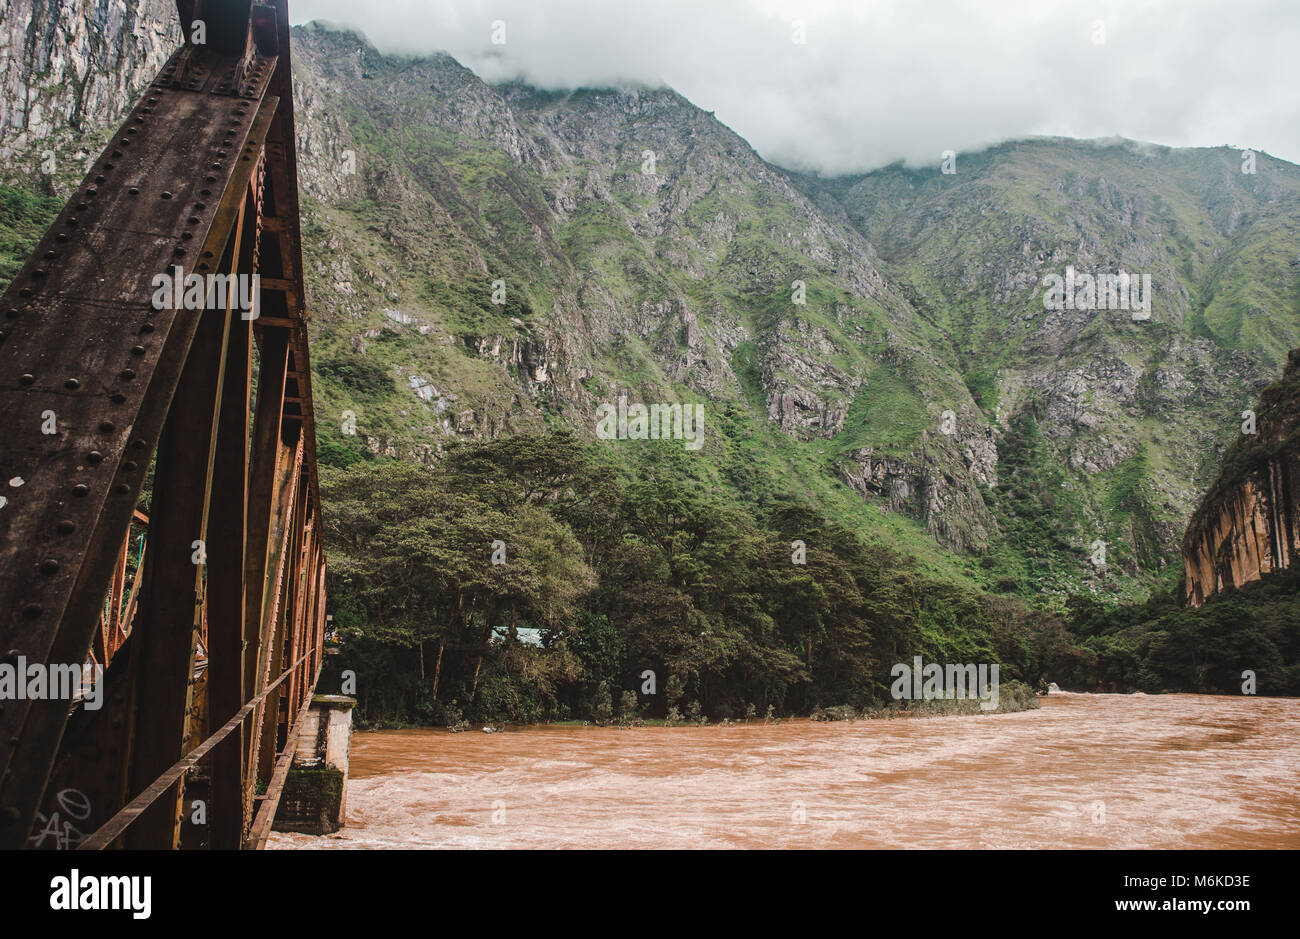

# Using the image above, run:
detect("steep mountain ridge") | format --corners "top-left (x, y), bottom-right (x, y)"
top-left (796, 139), bottom-right (1300, 583)
top-left (287, 24), bottom-right (1004, 570)
top-left (286, 26), bottom-right (1300, 600)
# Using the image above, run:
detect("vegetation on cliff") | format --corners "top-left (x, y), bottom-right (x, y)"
top-left (1065, 566), bottom-right (1300, 695)
top-left (324, 432), bottom-right (1084, 725)
top-left (330, 429), bottom-right (1299, 727)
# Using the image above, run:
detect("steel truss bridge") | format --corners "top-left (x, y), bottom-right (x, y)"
top-left (0, 0), bottom-right (327, 849)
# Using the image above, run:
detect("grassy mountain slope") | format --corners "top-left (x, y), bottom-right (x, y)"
top-left (288, 24), bottom-right (1002, 591)
top-left (795, 138), bottom-right (1300, 596)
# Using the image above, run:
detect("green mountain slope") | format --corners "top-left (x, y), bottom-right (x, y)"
top-left (288, 24), bottom-right (999, 590)
top-left (287, 27), bottom-right (1300, 605)
top-left (796, 138), bottom-right (1300, 593)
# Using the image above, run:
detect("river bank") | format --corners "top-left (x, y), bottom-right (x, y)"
top-left (356, 678), bottom-right (1043, 733)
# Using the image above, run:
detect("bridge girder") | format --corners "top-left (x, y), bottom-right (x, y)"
top-left (0, 0), bottom-right (325, 850)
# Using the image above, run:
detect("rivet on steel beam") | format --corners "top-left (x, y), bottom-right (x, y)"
top-left (19, 373), bottom-right (34, 385)
top-left (43, 250), bottom-right (56, 259)
top-left (76, 202), bottom-right (88, 211)
top-left (94, 175), bottom-right (105, 183)
top-left (55, 232), bottom-right (69, 242)
top-left (18, 288), bottom-right (32, 297)
top-left (128, 187), bottom-right (139, 196)
top-left (98, 420), bottom-right (114, 432)
top-left (32, 269), bottom-right (46, 278)
top-left (195, 202), bottom-right (206, 210)
top-left (72, 484), bottom-right (89, 497)
top-left (105, 162), bottom-right (115, 170)
top-left (119, 369), bottom-right (135, 380)
top-left (174, 247), bottom-right (186, 257)
top-left (132, 438), bottom-right (147, 449)
top-left (63, 378), bottom-right (79, 389)
top-left (56, 520), bottom-right (75, 534)
top-left (65, 217), bottom-right (77, 226)
top-left (161, 191), bottom-right (173, 199)
top-left (123, 461), bottom-right (138, 472)
top-left (111, 392), bottom-right (126, 403)
top-left (86, 451), bottom-right (103, 464)
top-left (200, 189), bottom-right (212, 196)
top-left (87, 187), bottom-right (98, 197)
top-left (111, 150), bottom-right (121, 158)
top-left (39, 560), bottom-right (58, 576)
top-left (141, 322), bottom-right (155, 333)
top-left (21, 605), bottom-right (42, 620)
top-left (4, 309), bottom-right (18, 319)
top-left (204, 175), bottom-right (216, 183)
top-left (181, 231), bottom-right (193, 241)
top-left (131, 345), bottom-right (146, 356)
top-left (115, 483), bottom-right (130, 495)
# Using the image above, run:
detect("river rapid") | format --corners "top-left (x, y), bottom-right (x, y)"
top-left (268, 692), bottom-right (1300, 849)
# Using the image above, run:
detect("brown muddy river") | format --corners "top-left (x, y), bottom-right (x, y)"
top-left (269, 693), bottom-right (1300, 849)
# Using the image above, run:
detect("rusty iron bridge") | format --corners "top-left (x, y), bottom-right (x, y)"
top-left (0, 0), bottom-right (327, 849)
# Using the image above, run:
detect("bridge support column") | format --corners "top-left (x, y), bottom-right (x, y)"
top-left (271, 692), bottom-right (356, 835)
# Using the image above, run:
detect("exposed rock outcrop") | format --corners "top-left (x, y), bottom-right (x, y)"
top-left (0, 0), bottom-right (179, 175)
top-left (839, 426), bottom-right (999, 552)
top-left (1182, 349), bottom-right (1300, 605)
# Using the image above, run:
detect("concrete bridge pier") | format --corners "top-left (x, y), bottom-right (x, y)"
top-left (272, 694), bottom-right (357, 835)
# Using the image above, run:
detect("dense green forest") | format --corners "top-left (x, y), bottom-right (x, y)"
top-left (1062, 567), bottom-right (1300, 696)
top-left (322, 431), bottom-right (1300, 727)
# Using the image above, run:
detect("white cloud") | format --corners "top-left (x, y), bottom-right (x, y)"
top-left (291, 0), bottom-right (1300, 174)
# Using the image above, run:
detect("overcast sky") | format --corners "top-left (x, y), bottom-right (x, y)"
top-left (290, 0), bottom-right (1300, 176)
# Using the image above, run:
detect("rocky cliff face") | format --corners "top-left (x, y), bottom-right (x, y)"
top-left (1183, 349), bottom-right (1300, 605)
top-left (839, 430), bottom-right (999, 553)
top-left (0, 0), bottom-right (179, 181)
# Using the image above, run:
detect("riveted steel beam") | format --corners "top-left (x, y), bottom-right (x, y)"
top-left (0, 0), bottom-right (327, 850)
